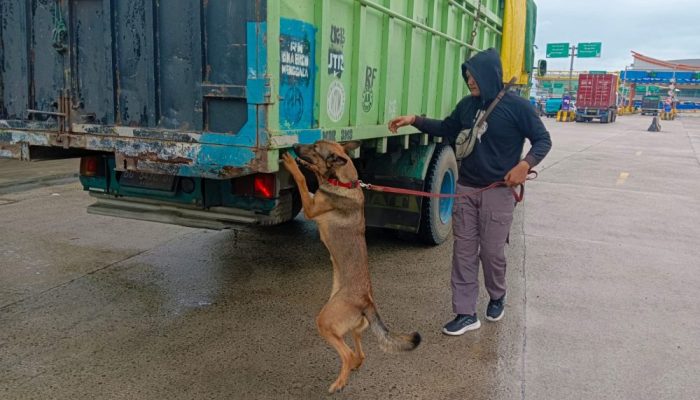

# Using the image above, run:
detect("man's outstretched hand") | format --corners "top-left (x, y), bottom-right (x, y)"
top-left (388, 115), bottom-right (416, 133)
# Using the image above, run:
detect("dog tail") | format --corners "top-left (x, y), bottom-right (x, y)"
top-left (363, 303), bottom-right (421, 353)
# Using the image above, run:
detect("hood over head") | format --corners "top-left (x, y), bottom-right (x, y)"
top-left (461, 48), bottom-right (504, 103)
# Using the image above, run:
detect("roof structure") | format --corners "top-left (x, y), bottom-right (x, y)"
top-left (631, 51), bottom-right (700, 71)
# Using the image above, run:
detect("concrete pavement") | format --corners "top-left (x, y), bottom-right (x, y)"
top-left (524, 114), bottom-right (700, 399)
top-left (1, 114), bottom-right (699, 399)
top-left (0, 158), bottom-right (79, 194)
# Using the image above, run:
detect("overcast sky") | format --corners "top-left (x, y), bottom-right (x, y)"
top-left (534, 0), bottom-right (700, 72)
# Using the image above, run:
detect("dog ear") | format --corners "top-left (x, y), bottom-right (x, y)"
top-left (341, 141), bottom-right (361, 154)
top-left (326, 153), bottom-right (348, 166)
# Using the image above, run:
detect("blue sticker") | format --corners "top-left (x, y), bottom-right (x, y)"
top-left (280, 19), bottom-right (316, 130)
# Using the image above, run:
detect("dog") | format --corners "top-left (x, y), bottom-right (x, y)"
top-left (281, 140), bottom-right (421, 393)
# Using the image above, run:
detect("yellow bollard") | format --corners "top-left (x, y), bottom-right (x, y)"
top-left (556, 110), bottom-right (575, 122)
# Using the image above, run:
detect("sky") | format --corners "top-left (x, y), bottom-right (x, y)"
top-left (534, 0), bottom-right (700, 72)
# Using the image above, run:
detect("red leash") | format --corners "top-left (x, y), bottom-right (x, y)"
top-left (357, 171), bottom-right (538, 203)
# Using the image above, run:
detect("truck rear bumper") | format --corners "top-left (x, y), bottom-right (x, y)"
top-left (87, 192), bottom-right (295, 230)
top-left (0, 124), bottom-right (276, 179)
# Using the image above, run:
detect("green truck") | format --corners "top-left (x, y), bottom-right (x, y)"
top-left (0, 0), bottom-right (537, 244)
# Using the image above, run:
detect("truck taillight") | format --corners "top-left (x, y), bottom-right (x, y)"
top-left (233, 174), bottom-right (276, 199)
top-left (254, 174), bottom-right (275, 198)
top-left (80, 156), bottom-right (103, 177)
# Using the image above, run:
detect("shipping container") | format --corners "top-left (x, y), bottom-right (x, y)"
top-left (575, 73), bottom-right (618, 123)
top-left (1, 0), bottom-right (537, 244)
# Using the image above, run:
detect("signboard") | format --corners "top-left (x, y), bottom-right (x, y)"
top-left (589, 70), bottom-right (607, 74)
top-left (636, 85), bottom-right (660, 94)
top-left (577, 42), bottom-right (602, 58)
top-left (546, 43), bottom-right (570, 58)
top-left (562, 95), bottom-right (572, 111)
top-left (279, 19), bottom-right (316, 129)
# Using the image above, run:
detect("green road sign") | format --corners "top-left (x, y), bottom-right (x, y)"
top-left (546, 43), bottom-right (570, 58)
top-left (578, 42), bottom-right (602, 58)
top-left (589, 70), bottom-right (607, 74)
top-left (636, 85), bottom-right (660, 94)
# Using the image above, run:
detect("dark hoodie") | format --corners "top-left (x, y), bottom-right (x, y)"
top-left (413, 48), bottom-right (552, 187)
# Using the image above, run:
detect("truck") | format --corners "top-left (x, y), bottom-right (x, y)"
top-left (575, 73), bottom-right (619, 123)
top-left (0, 0), bottom-right (537, 245)
top-left (640, 95), bottom-right (661, 116)
top-left (544, 97), bottom-right (562, 118)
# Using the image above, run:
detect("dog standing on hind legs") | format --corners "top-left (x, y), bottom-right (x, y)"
top-left (281, 140), bottom-right (421, 393)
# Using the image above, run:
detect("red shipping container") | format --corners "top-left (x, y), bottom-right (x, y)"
top-left (576, 74), bottom-right (619, 109)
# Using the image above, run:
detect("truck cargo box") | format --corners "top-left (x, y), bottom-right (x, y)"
top-left (1, 0), bottom-right (536, 244)
top-left (576, 73), bottom-right (618, 109)
top-left (575, 73), bottom-right (618, 123)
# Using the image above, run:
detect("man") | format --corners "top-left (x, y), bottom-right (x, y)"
top-left (388, 48), bottom-right (551, 335)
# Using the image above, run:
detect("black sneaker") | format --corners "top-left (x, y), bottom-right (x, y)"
top-left (442, 314), bottom-right (481, 336)
top-left (486, 296), bottom-right (505, 322)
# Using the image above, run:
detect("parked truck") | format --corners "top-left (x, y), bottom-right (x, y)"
top-left (575, 73), bottom-right (619, 123)
top-left (640, 95), bottom-right (661, 116)
top-left (544, 97), bottom-right (562, 118)
top-left (0, 0), bottom-right (537, 245)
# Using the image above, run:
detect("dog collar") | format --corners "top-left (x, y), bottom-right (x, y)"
top-left (326, 178), bottom-right (360, 189)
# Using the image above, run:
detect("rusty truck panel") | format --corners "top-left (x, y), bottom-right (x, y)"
top-left (0, 0), bottom-right (269, 178)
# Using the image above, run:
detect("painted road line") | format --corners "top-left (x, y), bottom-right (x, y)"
top-left (635, 151), bottom-right (642, 156)
top-left (616, 172), bottom-right (630, 186)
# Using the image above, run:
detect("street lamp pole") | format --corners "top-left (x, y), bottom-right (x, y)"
top-left (621, 65), bottom-right (628, 109)
top-left (568, 45), bottom-right (577, 95)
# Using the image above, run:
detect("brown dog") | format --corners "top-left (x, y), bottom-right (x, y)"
top-left (281, 140), bottom-right (421, 393)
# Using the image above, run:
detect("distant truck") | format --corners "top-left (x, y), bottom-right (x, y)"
top-left (575, 73), bottom-right (618, 123)
top-left (640, 95), bottom-right (661, 116)
top-left (544, 98), bottom-right (563, 117)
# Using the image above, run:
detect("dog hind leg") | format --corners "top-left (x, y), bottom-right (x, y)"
top-left (351, 317), bottom-right (369, 370)
top-left (317, 300), bottom-right (363, 393)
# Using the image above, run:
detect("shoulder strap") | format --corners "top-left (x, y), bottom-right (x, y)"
top-left (474, 76), bottom-right (518, 129)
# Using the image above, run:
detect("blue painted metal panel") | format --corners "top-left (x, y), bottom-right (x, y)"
top-left (279, 18), bottom-right (316, 130)
top-left (0, 0), bottom-right (273, 175)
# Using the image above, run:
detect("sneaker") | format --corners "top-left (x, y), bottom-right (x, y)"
top-left (486, 295), bottom-right (505, 322)
top-left (442, 314), bottom-right (481, 336)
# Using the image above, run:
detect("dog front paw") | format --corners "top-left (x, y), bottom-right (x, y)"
top-left (281, 153), bottom-right (304, 178)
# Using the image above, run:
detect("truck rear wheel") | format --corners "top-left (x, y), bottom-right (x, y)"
top-left (418, 145), bottom-right (458, 245)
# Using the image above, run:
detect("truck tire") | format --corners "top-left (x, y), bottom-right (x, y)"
top-left (290, 188), bottom-right (302, 219)
top-left (277, 188), bottom-right (303, 224)
top-left (418, 145), bottom-right (458, 245)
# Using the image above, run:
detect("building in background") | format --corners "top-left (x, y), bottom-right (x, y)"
top-left (620, 52), bottom-right (700, 110)
top-left (534, 70), bottom-right (583, 98)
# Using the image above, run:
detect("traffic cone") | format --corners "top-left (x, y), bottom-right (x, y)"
top-left (647, 116), bottom-right (661, 132)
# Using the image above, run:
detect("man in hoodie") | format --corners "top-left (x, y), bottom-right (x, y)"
top-left (388, 48), bottom-right (551, 335)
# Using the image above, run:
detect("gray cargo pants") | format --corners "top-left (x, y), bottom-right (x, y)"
top-left (451, 182), bottom-right (515, 315)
